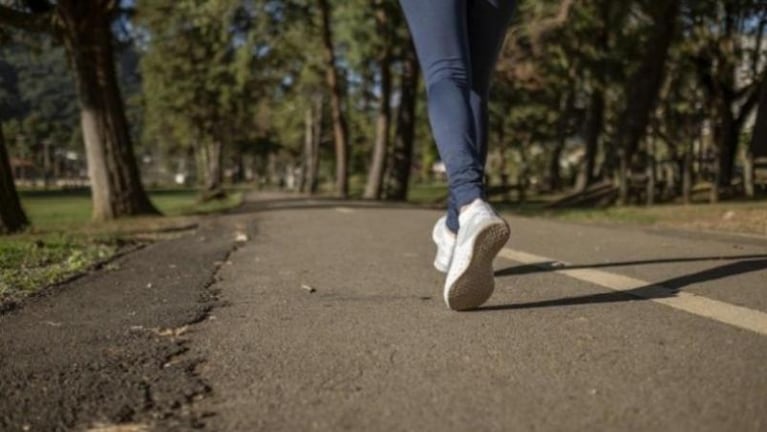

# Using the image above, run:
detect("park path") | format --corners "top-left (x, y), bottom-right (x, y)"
top-left (190, 192), bottom-right (767, 431)
top-left (2, 191), bottom-right (767, 431)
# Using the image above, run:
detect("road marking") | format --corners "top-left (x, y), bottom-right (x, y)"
top-left (498, 248), bottom-right (767, 336)
top-left (334, 207), bottom-right (355, 214)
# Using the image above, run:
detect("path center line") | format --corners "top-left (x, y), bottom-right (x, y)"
top-left (498, 248), bottom-right (767, 336)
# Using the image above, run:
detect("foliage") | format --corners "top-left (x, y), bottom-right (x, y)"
top-left (2, 0), bottom-right (766, 205)
top-left (0, 38), bottom-right (79, 158)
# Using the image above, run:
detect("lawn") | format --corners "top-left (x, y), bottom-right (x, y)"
top-left (408, 182), bottom-right (767, 236)
top-left (537, 201), bottom-right (767, 236)
top-left (19, 187), bottom-right (243, 231)
top-left (407, 183), bottom-right (448, 204)
top-left (0, 187), bottom-right (244, 307)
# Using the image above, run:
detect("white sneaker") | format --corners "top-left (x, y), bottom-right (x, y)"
top-left (432, 215), bottom-right (456, 273)
top-left (444, 199), bottom-right (510, 311)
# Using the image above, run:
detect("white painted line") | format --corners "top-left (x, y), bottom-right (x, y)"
top-left (334, 207), bottom-right (355, 214)
top-left (498, 248), bottom-right (767, 336)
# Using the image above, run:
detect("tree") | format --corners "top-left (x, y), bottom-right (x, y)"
top-left (574, 0), bottom-right (616, 191)
top-left (139, 0), bottom-right (251, 199)
top-left (362, 0), bottom-right (394, 199)
top-left (385, 42), bottom-right (420, 201)
top-left (751, 80), bottom-right (767, 158)
top-left (317, 0), bottom-right (350, 198)
top-left (0, 125), bottom-right (28, 234)
top-left (745, 78), bottom-right (767, 197)
top-left (300, 95), bottom-right (323, 194)
top-left (0, 1), bottom-right (158, 220)
top-left (691, 0), bottom-right (766, 201)
top-left (615, 0), bottom-right (681, 204)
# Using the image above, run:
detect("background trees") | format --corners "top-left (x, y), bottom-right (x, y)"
top-left (0, 0), bottom-right (158, 221)
top-left (138, 0), bottom-right (264, 200)
top-left (490, 0), bottom-right (766, 204)
top-left (0, 0), bottom-right (765, 227)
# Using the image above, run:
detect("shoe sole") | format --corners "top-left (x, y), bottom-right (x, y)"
top-left (445, 221), bottom-right (510, 311)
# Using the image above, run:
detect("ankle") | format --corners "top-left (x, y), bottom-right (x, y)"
top-left (459, 198), bottom-right (484, 214)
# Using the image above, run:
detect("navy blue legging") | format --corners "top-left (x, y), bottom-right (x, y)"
top-left (399, 0), bottom-right (515, 232)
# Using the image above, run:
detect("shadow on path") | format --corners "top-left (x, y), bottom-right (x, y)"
top-left (480, 258), bottom-right (767, 311)
top-left (495, 254), bottom-right (767, 277)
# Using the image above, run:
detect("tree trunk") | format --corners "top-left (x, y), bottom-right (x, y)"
top-left (194, 139), bottom-right (206, 188)
top-left (663, 162), bottom-right (676, 200)
top-left (42, 139), bottom-right (52, 189)
top-left (548, 100), bottom-right (565, 192)
top-left (201, 139), bottom-right (224, 200)
top-left (745, 79), bottom-right (767, 197)
top-left (266, 153), bottom-right (278, 187)
top-left (233, 151), bottom-right (245, 184)
top-left (615, 0), bottom-right (680, 204)
top-left (576, 90), bottom-right (604, 191)
top-left (299, 106), bottom-right (313, 193)
top-left (577, 2), bottom-right (609, 192)
top-left (549, 90), bottom-right (575, 191)
top-left (742, 144), bottom-right (754, 198)
top-left (363, 3), bottom-right (393, 200)
top-left (751, 79), bottom-right (767, 158)
top-left (710, 139), bottom-right (721, 203)
top-left (646, 138), bottom-right (656, 205)
top-left (0, 125), bottom-right (28, 234)
top-left (59, 2), bottom-right (158, 221)
top-left (715, 104), bottom-right (739, 189)
top-left (682, 140), bottom-right (693, 204)
top-left (547, 142), bottom-right (564, 192)
top-left (317, 0), bottom-right (349, 198)
top-left (309, 96), bottom-right (322, 194)
top-left (385, 43), bottom-right (419, 201)
top-left (301, 95), bottom-right (323, 195)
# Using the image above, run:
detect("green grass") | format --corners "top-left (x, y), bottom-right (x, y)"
top-left (19, 188), bottom-right (244, 231)
top-left (0, 234), bottom-right (118, 302)
top-left (407, 182), bottom-right (767, 236)
top-left (495, 196), bottom-right (767, 235)
top-left (1, 187), bottom-right (245, 306)
top-left (19, 189), bottom-right (93, 229)
top-left (540, 201), bottom-right (767, 235)
top-left (408, 183), bottom-right (448, 204)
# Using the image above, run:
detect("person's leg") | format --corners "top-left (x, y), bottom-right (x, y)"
top-left (467, 0), bottom-right (516, 166)
top-left (399, 0), bottom-right (484, 233)
top-left (444, 0), bottom-right (515, 232)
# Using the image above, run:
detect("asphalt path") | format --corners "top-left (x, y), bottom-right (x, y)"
top-left (2, 192), bottom-right (766, 431)
top-left (193, 194), bottom-right (767, 431)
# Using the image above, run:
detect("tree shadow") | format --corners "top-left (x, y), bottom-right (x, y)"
top-left (479, 258), bottom-right (767, 311)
